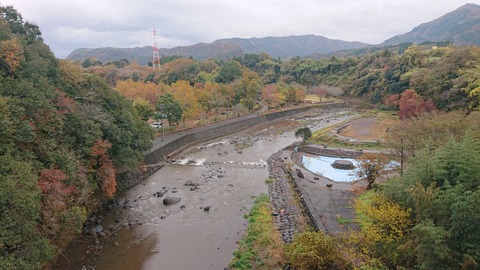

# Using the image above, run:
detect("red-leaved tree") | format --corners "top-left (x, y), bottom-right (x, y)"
top-left (39, 169), bottom-right (78, 210)
top-left (38, 169), bottom-right (78, 239)
top-left (398, 89), bottom-right (437, 119)
top-left (384, 93), bottom-right (400, 109)
top-left (54, 90), bottom-right (76, 116)
top-left (90, 140), bottom-right (117, 197)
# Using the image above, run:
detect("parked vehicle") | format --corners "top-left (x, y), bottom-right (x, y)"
top-left (150, 122), bottom-right (162, 128)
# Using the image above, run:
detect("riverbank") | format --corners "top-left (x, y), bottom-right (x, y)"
top-left (53, 107), bottom-right (354, 270)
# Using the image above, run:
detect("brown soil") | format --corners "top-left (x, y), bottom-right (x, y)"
top-left (340, 113), bottom-right (398, 142)
top-left (340, 117), bottom-right (376, 140)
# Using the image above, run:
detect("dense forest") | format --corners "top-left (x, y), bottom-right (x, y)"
top-left (79, 43), bottom-right (480, 118)
top-left (0, 6), bottom-right (153, 269)
top-left (2, 4), bottom-right (480, 270)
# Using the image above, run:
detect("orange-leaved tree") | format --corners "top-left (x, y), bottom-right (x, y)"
top-left (262, 84), bottom-right (283, 109)
top-left (90, 140), bottom-right (116, 197)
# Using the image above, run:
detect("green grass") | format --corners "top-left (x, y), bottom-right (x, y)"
top-left (230, 194), bottom-right (285, 270)
top-left (336, 215), bottom-right (355, 224)
top-left (264, 178), bottom-right (274, 184)
top-left (354, 189), bottom-right (375, 227)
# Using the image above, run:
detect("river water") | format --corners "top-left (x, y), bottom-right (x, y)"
top-left (54, 109), bottom-right (351, 270)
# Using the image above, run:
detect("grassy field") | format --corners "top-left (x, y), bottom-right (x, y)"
top-left (310, 110), bottom-right (398, 150)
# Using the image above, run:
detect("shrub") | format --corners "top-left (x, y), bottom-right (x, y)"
top-left (285, 231), bottom-right (351, 270)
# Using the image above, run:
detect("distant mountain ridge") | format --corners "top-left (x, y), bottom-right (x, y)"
top-left (382, 3), bottom-right (480, 46)
top-left (67, 3), bottom-right (480, 64)
top-left (67, 35), bottom-right (369, 64)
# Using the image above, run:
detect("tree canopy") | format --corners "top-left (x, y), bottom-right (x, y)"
top-left (0, 5), bottom-right (154, 268)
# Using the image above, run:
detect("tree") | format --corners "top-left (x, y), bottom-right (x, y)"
top-left (159, 58), bottom-right (200, 85)
top-left (412, 220), bottom-right (451, 270)
top-left (398, 89), bottom-right (437, 119)
top-left (262, 84), bottom-right (283, 109)
top-left (157, 93), bottom-right (182, 126)
top-left (384, 93), bottom-right (400, 110)
top-left (0, 36), bottom-right (22, 76)
top-left (295, 127), bottom-right (312, 143)
top-left (356, 153), bottom-right (388, 189)
top-left (133, 98), bottom-right (154, 121)
top-left (0, 6), bottom-right (155, 268)
top-left (171, 80), bottom-right (198, 126)
top-left (234, 70), bottom-right (263, 111)
top-left (215, 61), bottom-right (242, 84)
top-left (312, 86), bottom-right (327, 102)
top-left (219, 84), bottom-right (235, 116)
top-left (285, 231), bottom-right (350, 270)
top-left (81, 57), bottom-right (102, 68)
top-left (0, 156), bottom-right (54, 269)
top-left (196, 82), bottom-right (219, 117)
top-left (355, 193), bottom-right (413, 268)
top-left (90, 140), bottom-right (116, 197)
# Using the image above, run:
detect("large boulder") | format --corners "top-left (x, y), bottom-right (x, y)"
top-left (163, 196), bottom-right (181, 205)
top-left (331, 160), bottom-right (355, 170)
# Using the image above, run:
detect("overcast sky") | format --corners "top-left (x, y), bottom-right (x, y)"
top-left (2, 0), bottom-right (477, 58)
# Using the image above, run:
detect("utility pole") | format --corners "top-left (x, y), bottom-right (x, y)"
top-left (152, 27), bottom-right (161, 69)
top-left (158, 103), bottom-right (165, 141)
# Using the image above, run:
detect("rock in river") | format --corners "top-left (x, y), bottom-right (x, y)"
top-left (163, 196), bottom-right (181, 205)
top-left (331, 160), bottom-right (355, 170)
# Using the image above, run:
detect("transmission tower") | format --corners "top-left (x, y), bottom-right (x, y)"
top-left (151, 27), bottom-right (161, 69)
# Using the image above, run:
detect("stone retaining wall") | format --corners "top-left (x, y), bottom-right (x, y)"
top-left (267, 151), bottom-right (303, 243)
top-left (116, 165), bottom-right (164, 193)
top-left (299, 145), bottom-right (363, 159)
top-left (267, 150), bottom-right (326, 238)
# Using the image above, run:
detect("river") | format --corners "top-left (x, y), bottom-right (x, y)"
top-left (53, 108), bottom-right (352, 270)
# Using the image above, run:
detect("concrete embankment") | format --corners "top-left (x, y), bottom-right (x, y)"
top-left (145, 102), bottom-right (346, 165)
top-left (116, 102), bottom-right (346, 192)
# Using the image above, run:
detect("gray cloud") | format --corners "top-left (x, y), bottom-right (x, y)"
top-left (2, 0), bottom-right (476, 58)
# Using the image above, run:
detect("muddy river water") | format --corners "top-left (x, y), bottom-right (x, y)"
top-left (54, 109), bottom-right (352, 270)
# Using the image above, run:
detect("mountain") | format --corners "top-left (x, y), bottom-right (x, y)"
top-left (216, 35), bottom-right (368, 58)
top-left (382, 3), bottom-right (480, 46)
top-left (66, 35), bottom-right (368, 64)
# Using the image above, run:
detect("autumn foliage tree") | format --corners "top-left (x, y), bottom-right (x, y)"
top-left (90, 140), bottom-right (116, 197)
top-left (286, 231), bottom-right (351, 269)
top-left (355, 193), bottom-right (413, 268)
top-left (262, 84), bottom-right (283, 109)
top-left (356, 153), bottom-right (389, 189)
top-left (398, 89), bottom-right (437, 119)
top-left (38, 168), bottom-right (82, 245)
top-left (171, 80), bottom-right (198, 126)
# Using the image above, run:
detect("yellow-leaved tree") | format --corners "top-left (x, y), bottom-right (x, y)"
top-left (171, 80), bottom-right (198, 126)
top-left (355, 193), bottom-right (413, 268)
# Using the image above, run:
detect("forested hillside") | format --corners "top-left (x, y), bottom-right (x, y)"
top-left (78, 43), bottom-right (480, 114)
top-left (286, 44), bottom-right (480, 111)
top-left (382, 3), bottom-right (480, 46)
top-left (0, 6), bottom-right (153, 269)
